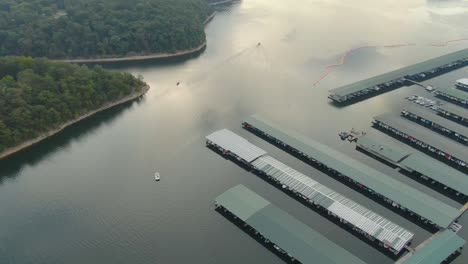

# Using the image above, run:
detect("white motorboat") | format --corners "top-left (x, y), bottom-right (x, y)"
top-left (154, 172), bottom-right (161, 181)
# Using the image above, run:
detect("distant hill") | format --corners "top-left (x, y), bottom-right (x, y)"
top-left (0, 0), bottom-right (213, 59)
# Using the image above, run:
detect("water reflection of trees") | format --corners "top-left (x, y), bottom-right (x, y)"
top-left (0, 99), bottom-right (143, 184)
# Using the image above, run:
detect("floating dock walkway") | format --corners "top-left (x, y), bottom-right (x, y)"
top-left (242, 115), bottom-right (460, 229)
top-left (395, 229), bottom-right (465, 264)
top-left (207, 129), bottom-right (414, 254)
top-left (436, 104), bottom-right (468, 127)
top-left (401, 106), bottom-right (468, 146)
top-left (435, 88), bottom-right (468, 108)
top-left (215, 185), bottom-right (367, 264)
top-left (356, 135), bottom-right (468, 199)
top-left (373, 113), bottom-right (468, 173)
top-left (328, 48), bottom-right (468, 105)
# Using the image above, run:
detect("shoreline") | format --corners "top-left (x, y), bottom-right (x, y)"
top-left (56, 12), bottom-right (217, 64)
top-left (0, 85), bottom-right (150, 160)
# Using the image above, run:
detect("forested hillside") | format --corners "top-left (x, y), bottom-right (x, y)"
top-left (0, 57), bottom-right (147, 152)
top-left (0, 0), bottom-right (213, 59)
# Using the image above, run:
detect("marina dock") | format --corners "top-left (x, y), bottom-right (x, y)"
top-left (435, 88), bottom-right (468, 108)
top-left (242, 115), bottom-right (460, 229)
top-left (395, 229), bottom-right (465, 264)
top-left (207, 129), bottom-right (414, 254)
top-left (328, 48), bottom-right (468, 105)
top-left (373, 113), bottom-right (468, 173)
top-left (401, 106), bottom-right (468, 146)
top-left (436, 104), bottom-right (468, 127)
top-left (456, 78), bottom-right (468, 92)
top-left (355, 135), bottom-right (468, 199)
top-left (215, 185), bottom-right (367, 264)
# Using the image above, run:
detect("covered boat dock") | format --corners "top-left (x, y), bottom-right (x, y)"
top-left (356, 135), bottom-right (468, 198)
top-left (435, 88), bottom-right (468, 108)
top-left (373, 113), bottom-right (468, 173)
top-left (215, 185), bottom-right (367, 264)
top-left (456, 78), bottom-right (468, 92)
top-left (242, 115), bottom-right (461, 229)
top-left (436, 104), bottom-right (468, 127)
top-left (395, 229), bottom-right (465, 264)
top-left (401, 106), bottom-right (468, 145)
top-left (207, 129), bottom-right (414, 254)
top-left (328, 48), bottom-right (468, 105)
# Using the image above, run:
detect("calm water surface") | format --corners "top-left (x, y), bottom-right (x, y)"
top-left (1, 0), bottom-right (468, 263)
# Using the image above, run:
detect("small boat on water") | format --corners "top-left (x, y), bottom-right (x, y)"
top-left (154, 172), bottom-right (161, 181)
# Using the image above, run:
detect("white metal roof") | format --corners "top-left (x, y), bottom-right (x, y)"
top-left (206, 129), bottom-right (267, 162)
top-left (456, 78), bottom-right (468, 86)
top-left (252, 155), bottom-right (414, 253)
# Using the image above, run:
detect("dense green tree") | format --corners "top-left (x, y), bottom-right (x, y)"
top-left (0, 56), bottom-right (147, 152)
top-left (0, 0), bottom-right (213, 58)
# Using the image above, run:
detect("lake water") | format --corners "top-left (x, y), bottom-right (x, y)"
top-left (1, 0), bottom-right (468, 263)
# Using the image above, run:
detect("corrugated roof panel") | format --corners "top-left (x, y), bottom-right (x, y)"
top-left (243, 114), bottom-right (460, 228)
top-left (216, 185), bottom-right (367, 264)
top-left (252, 155), bottom-right (414, 252)
top-left (206, 129), bottom-right (267, 162)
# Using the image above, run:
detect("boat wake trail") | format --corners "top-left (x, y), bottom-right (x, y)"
top-left (313, 38), bottom-right (468, 86)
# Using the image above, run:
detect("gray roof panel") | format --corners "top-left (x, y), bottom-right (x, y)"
top-left (206, 129), bottom-right (267, 162)
top-left (252, 156), bottom-right (414, 252)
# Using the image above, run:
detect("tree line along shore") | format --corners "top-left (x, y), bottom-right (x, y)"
top-left (0, 0), bottom-right (223, 158)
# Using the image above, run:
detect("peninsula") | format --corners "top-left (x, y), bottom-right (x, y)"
top-left (0, 57), bottom-right (149, 159)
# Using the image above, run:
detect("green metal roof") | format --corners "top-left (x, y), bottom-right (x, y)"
top-left (329, 48), bottom-right (468, 98)
top-left (397, 230), bottom-right (465, 264)
top-left (404, 106), bottom-right (468, 138)
top-left (400, 153), bottom-right (468, 196)
top-left (243, 115), bottom-right (460, 228)
top-left (216, 185), bottom-right (367, 264)
top-left (356, 136), bottom-right (411, 163)
top-left (357, 135), bottom-right (468, 196)
top-left (437, 104), bottom-right (468, 120)
top-left (436, 87), bottom-right (468, 102)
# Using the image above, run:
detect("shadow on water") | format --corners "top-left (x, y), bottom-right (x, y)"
top-left (0, 98), bottom-right (143, 183)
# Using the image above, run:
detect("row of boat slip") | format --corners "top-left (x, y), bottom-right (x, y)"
top-left (372, 115), bottom-right (468, 172)
top-left (401, 108), bottom-right (468, 146)
top-left (436, 104), bottom-right (468, 127)
top-left (328, 49), bottom-right (468, 105)
top-left (242, 115), bottom-right (460, 229)
top-left (435, 88), bottom-right (468, 109)
top-left (205, 129), bottom-right (414, 254)
top-left (252, 155), bottom-right (414, 253)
